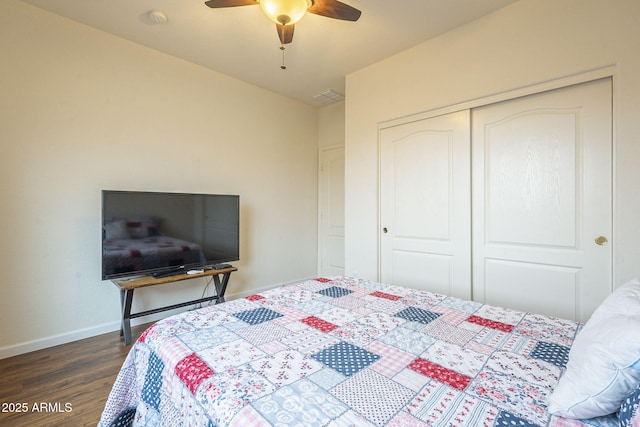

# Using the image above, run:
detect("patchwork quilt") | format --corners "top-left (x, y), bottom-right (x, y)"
top-left (99, 276), bottom-right (597, 427)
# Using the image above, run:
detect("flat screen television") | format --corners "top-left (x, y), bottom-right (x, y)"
top-left (101, 190), bottom-right (239, 280)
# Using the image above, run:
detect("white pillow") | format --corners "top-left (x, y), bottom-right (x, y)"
top-left (104, 220), bottom-right (130, 240)
top-left (547, 278), bottom-right (640, 419)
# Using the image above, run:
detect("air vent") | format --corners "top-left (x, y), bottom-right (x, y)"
top-left (313, 90), bottom-right (345, 105)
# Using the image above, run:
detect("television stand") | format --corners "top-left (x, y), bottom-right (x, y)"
top-left (112, 266), bottom-right (237, 345)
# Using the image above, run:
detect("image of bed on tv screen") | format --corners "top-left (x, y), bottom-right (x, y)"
top-left (101, 191), bottom-right (239, 280)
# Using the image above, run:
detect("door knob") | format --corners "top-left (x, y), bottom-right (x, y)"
top-left (594, 236), bottom-right (608, 246)
top-left (382, 227), bottom-right (388, 234)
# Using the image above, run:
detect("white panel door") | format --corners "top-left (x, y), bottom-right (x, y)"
top-left (380, 111), bottom-right (471, 298)
top-left (319, 146), bottom-right (345, 276)
top-left (472, 78), bottom-right (612, 322)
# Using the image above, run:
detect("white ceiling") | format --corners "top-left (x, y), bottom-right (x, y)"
top-left (19, 0), bottom-right (520, 106)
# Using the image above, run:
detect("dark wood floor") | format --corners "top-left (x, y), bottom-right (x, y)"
top-left (0, 323), bottom-right (151, 427)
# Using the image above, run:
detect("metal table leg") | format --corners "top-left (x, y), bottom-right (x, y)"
top-left (213, 272), bottom-right (231, 303)
top-left (120, 289), bottom-right (134, 345)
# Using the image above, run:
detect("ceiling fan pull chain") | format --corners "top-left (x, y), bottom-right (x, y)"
top-left (280, 45), bottom-right (287, 70)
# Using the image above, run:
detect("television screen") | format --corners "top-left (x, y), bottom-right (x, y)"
top-left (101, 190), bottom-right (239, 280)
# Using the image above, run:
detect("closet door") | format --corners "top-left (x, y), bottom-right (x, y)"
top-left (380, 111), bottom-right (471, 299)
top-left (472, 78), bottom-right (612, 322)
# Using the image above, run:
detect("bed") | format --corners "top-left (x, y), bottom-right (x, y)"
top-left (102, 236), bottom-right (205, 277)
top-left (102, 218), bottom-right (205, 278)
top-left (98, 276), bottom-right (640, 427)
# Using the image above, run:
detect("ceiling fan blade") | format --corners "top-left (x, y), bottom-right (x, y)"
top-left (308, 0), bottom-right (361, 21)
top-left (276, 24), bottom-right (295, 44)
top-left (204, 0), bottom-right (258, 8)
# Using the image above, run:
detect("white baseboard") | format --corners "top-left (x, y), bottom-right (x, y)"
top-left (0, 279), bottom-right (310, 360)
top-left (0, 321), bottom-right (120, 360)
top-left (0, 312), bottom-right (169, 360)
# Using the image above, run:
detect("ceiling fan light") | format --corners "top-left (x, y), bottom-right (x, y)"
top-left (260, 0), bottom-right (311, 25)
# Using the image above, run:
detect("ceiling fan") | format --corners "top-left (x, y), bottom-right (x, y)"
top-left (204, 0), bottom-right (361, 45)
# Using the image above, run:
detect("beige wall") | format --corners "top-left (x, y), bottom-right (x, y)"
top-left (318, 102), bottom-right (345, 148)
top-left (0, 1), bottom-right (319, 356)
top-left (345, 0), bottom-right (640, 286)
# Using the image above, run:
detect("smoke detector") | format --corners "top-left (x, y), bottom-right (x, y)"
top-left (144, 10), bottom-right (168, 25)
